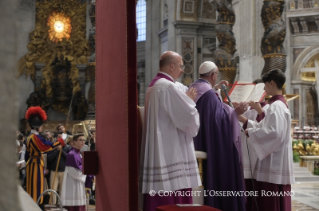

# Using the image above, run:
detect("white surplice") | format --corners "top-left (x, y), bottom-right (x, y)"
top-left (241, 105), bottom-right (270, 179)
top-left (61, 166), bottom-right (87, 206)
top-left (246, 101), bottom-right (295, 184)
top-left (139, 78), bottom-right (201, 193)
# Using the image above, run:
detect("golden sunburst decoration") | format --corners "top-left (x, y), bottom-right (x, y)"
top-left (18, 0), bottom-right (89, 115)
top-left (47, 11), bottom-right (72, 43)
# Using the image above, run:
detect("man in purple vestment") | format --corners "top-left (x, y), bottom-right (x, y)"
top-left (189, 61), bottom-right (247, 211)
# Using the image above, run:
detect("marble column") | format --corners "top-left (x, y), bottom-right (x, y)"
top-left (0, 0), bottom-right (25, 210)
top-left (18, 0), bottom-right (36, 120)
top-left (137, 61), bottom-right (145, 106)
top-left (260, 0), bottom-right (286, 75)
top-left (86, 0), bottom-right (96, 119)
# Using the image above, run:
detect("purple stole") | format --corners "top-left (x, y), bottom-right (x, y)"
top-left (149, 73), bottom-right (174, 87)
top-left (269, 95), bottom-right (288, 108)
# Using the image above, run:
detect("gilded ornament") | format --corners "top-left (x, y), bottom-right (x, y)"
top-left (47, 11), bottom-right (72, 43)
top-left (260, 0), bottom-right (286, 75)
top-left (19, 0), bottom-right (89, 118)
top-left (210, 0), bottom-right (238, 87)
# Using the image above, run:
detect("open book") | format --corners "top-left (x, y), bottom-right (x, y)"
top-left (224, 81), bottom-right (266, 103)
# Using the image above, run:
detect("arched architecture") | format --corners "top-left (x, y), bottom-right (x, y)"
top-left (291, 44), bottom-right (319, 126)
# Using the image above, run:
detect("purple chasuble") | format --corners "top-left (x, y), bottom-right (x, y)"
top-left (149, 73), bottom-right (174, 87)
top-left (189, 79), bottom-right (245, 211)
top-left (66, 148), bottom-right (82, 170)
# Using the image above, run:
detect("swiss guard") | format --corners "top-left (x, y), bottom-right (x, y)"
top-left (25, 106), bottom-right (65, 203)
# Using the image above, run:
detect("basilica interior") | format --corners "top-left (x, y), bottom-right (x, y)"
top-left (1, 0), bottom-right (319, 210)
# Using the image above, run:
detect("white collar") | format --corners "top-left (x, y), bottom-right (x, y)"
top-left (159, 71), bottom-right (175, 82)
top-left (199, 78), bottom-right (213, 88)
top-left (30, 129), bottom-right (39, 135)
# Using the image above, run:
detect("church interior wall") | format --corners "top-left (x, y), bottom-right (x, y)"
top-left (17, 0), bottom-right (93, 123)
top-left (167, 0), bottom-right (177, 51)
top-left (145, 0), bottom-right (217, 91)
top-left (233, 0), bottom-right (265, 83)
top-left (86, 0), bottom-right (92, 39)
top-left (145, 0), bottom-right (161, 92)
top-left (284, 3), bottom-right (293, 111)
top-left (18, 0), bottom-right (36, 121)
top-left (286, 3), bottom-right (319, 126)
top-left (137, 41), bottom-right (146, 105)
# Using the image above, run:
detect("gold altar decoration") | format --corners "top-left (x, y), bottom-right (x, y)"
top-left (48, 11), bottom-right (72, 43)
top-left (301, 54), bottom-right (319, 82)
top-left (293, 141), bottom-right (319, 156)
top-left (282, 84), bottom-right (299, 102)
top-left (210, 0), bottom-right (238, 85)
top-left (18, 0), bottom-right (89, 114)
top-left (260, 0), bottom-right (286, 75)
top-left (72, 120), bottom-right (96, 140)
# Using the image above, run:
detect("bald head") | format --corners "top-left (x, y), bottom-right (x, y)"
top-left (158, 51), bottom-right (184, 80)
top-left (159, 51), bottom-right (181, 70)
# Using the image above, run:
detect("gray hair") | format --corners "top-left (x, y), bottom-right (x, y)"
top-left (199, 70), bottom-right (214, 78)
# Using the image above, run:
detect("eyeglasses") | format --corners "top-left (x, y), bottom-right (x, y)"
top-left (173, 63), bottom-right (185, 70)
top-left (77, 139), bottom-right (85, 142)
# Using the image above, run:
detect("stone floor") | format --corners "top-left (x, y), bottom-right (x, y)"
top-left (292, 181), bottom-right (319, 210)
top-left (86, 163), bottom-right (319, 211)
top-left (87, 181), bottom-right (319, 211)
top-left (86, 205), bottom-right (96, 211)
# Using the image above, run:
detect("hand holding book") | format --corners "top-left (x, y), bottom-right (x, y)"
top-left (249, 101), bottom-right (263, 115)
top-left (224, 81), bottom-right (266, 103)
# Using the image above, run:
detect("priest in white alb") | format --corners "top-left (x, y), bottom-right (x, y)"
top-left (239, 69), bottom-right (295, 211)
top-left (139, 51), bottom-right (202, 211)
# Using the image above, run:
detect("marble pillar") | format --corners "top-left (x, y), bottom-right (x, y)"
top-left (18, 0), bottom-right (36, 120)
top-left (0, 0), bottom-right (40, 210)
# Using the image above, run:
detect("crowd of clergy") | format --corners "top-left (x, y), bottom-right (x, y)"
top-left (17, 50), bottom-right (294, 211)
top-left (139, 51), bottom-right (294, 211)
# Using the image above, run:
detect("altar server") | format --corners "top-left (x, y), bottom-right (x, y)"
top-left (243, 69), bottom-right (295, 211)
top-left (238, 79), bottom-right (269, 211)
top-left (139, 51), bottom-right (201, 211)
